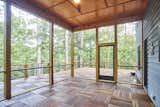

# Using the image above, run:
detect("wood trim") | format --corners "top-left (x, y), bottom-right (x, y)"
top-left (114, 24), bottom-right (118, 82)
top-left (71, 32), bottom-right (74, 77)
top-left (67, 0), bottom-right (81, 13)
top-left (68, 0), bottom-right (136, 19)
top-left (123, 5), bottom-right (125, 13)
top-left (73, 14), bottom-right (143, 32)
top-left (4, 0), bottom-right (11, 99)
top-left (98, 43), bottom-right (115, 47)
top-left (44, 0), bottom-right (66, 10)
top-left (96, 28), bottom-right (99, 81)
top-left (49, 23), bottom-right (54, 87)
top-left (104, 0), bottom-right (108, 7)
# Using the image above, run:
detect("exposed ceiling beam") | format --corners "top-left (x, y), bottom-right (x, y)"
top-left (67, 0), bottom-right (136, 19)
top-left (74, 18), bottom-right (83, 25)
top-left (123, 5), bottom-right (126, 13)
top-left (95, 0), bottom-right (98, 17)
top-left (104, 0), bottom-right (109, 7)
top-left (44, 0), bottom-right (66, 10)
top-left (73, 14), bottom-right (143, 32)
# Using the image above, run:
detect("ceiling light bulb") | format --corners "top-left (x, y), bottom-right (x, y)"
top-left (73, 0), bottom-right (80, 4)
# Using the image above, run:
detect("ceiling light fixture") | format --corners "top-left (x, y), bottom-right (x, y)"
top-left (73, 0), bottom-right (80, 4)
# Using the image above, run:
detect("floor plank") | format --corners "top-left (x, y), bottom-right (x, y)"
top-left (0, 77), bottom-right (154, 107)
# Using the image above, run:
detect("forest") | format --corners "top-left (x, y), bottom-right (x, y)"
top-left (0, 1), bottom-right (136, 82)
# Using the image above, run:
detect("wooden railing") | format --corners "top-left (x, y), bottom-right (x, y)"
top-left (0, 64), bottom-right (138, 81)
top-left (0, 64), bottom-right (72, 81)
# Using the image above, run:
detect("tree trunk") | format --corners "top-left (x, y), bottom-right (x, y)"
top-left (35, 23), bottom-right (42, 77)
top-left (77, 32), bottom-right (83, 68)
top-left (80, 32), bottom-right (83, 67)
top-left (89, 34), bottom-right (92, 67)
top-left (65, 30), bottom-right (69, 71)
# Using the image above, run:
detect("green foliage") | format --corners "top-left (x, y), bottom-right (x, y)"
top-left (54, 25), bottom-right (71, 72)
top-left (75, 29), bottom-right (96, 67)
top-left (74, 24), bottom-right (137, 70)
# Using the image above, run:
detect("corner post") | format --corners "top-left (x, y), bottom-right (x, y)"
top-left (4, 0), bottom-right (11, 99)
top-left (71, 32), bottom-right (74, 77)
top-left (49, 23), bottom-right (54, 86)
top-left (114, 24), bottom-right (118, 82)
top-left (96, 28), bottom-right (99, 81)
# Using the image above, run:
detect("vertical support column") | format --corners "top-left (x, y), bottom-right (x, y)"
top-left (24, 64), bottom-right (28, 79)
top-left (4, 0), bottom-right (11, 99)
top-left (114, 25), bottom-right (118, 82)
top-left (49, 23), bottom-right (54, 86)
top-left (96, 28), bottom-right (99, 81)
top-left (142, 20), bottom-right (144, 86)
top-left (71, 32), bottom-right (74, 77)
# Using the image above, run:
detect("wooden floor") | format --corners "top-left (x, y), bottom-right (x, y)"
top-left (0, 77), bottom-right (154, 107)
top-left (0, 67), bottom-right (142, 102)
top-left (74, 67), bottom-right (140, 84)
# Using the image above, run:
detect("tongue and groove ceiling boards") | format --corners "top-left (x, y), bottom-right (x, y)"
top-left (12, 0), bottom-right (148, 31)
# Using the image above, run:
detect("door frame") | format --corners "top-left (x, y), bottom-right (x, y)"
top-left (98, 43), bottom-right (115, 81)
top-left (96, 25), bottom-right (118, 83)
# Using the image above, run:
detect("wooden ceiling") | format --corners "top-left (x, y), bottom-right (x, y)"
top-left (12, 0), bottom-right (148, 31)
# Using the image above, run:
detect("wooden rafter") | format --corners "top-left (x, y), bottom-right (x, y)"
top-left (123, 5), bottom-right (126, 12)
top-left (67, 0), bottom-right (137, 19)
top-left (104, 0), bottom-right (109, 7)
top-left (74, 18), bottom-right (83, 25)
top-left (67, 0), bottom-right (82, 13)
top-left (44, 0), bottom-right (66, 11)
top-left (73, 14), bottom-right (143, 31)
top-left (95, 0), bottom-right (98, 17)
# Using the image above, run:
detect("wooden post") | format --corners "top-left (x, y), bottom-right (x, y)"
top-left (96, 28), bottom-right (99, 81)
top-left (71, 32), bottom-right (74, 77)
top-left (49, 23), bottom-right (54, 86)
top-left (24, 64), bottom-right (28, 79)
top-left (114, 24), bottom-right (118, 82)
top-left (4, 0), bottom-right (11, 99)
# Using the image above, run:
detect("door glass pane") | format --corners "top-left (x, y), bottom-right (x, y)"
top-left (99, 46), bottom-right (114, 80)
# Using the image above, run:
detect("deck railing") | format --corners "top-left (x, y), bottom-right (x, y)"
top-left (0, 64), bottom-right (138, 82)
top-left (0, 64), bottom-right (72, 82)
top-left (74, 63), bottom-right (138, 70)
